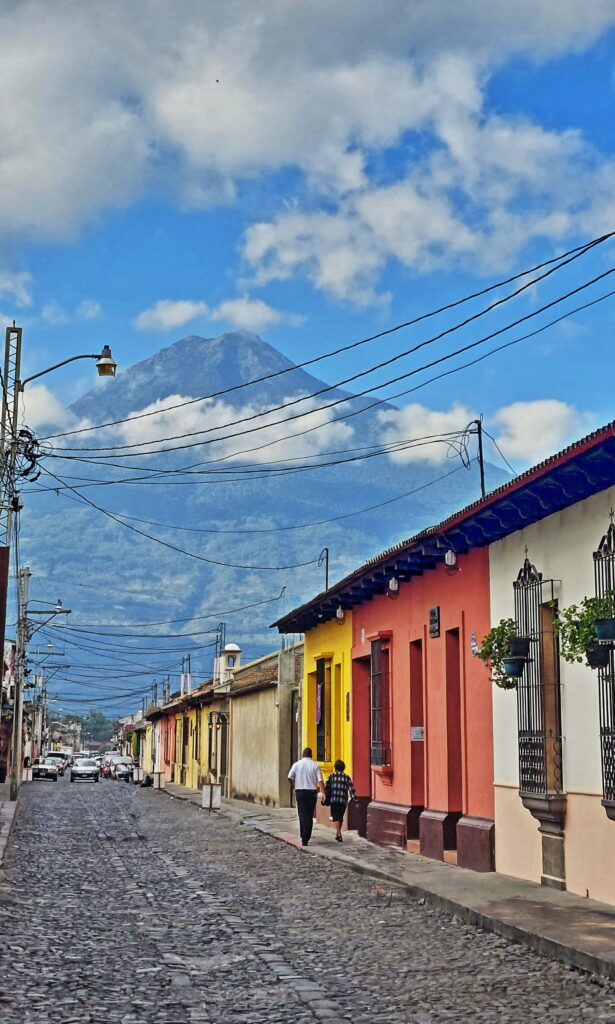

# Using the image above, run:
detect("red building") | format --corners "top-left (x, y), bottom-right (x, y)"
top-left (350, 549), bottom-right (493, 870)
top-left (278, 532), bottom-right (495, 872)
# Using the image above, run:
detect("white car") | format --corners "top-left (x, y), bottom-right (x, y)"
top-left (69, 757), bottom-right (100, 783)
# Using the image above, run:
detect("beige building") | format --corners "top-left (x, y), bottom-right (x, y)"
top-left (491, 481), bottom-right (613, 905)
top-left (229, 642), bottom-right (302, 808)
top-left (489, 428), bottom-right (615, 904)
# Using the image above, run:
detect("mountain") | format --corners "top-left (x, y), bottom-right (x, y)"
top-left (20, 332), bottom-right (508, 703)
top-left (70, 331), bottom-right (393, 434)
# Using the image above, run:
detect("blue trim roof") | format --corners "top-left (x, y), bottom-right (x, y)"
top-left (274, 422), bottom-right (615, 633)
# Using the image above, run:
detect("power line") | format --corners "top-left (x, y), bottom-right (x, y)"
top-left (36, 587), bottom-right (287, 628)
top-left (48, 239), bottom-right (609, 458)
top-left (39, 464), bottom-right (324, 572)
top-left (45, 261), bottom-right (615, 470)
top-left (40, 230), bottom-right (614, 444)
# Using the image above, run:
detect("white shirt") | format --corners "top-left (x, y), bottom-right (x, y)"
top-left (288, 757), bottom-right (323, 790)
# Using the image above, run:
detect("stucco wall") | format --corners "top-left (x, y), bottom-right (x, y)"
top-left (230, 687), bottom-right (281, 805)
top-left (303, 616), bottom-right (353, 774)
top-left (490, 484), bottom-right (615, 895)
top-left (351, 550), bottom-right (493, 819)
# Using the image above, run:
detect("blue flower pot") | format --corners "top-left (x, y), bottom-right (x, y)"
top-left (503, 656), bottom-right (526, 678)
top-left (594, 618), bottom-right (615, 641)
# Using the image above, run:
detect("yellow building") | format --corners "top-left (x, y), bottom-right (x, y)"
top-left (302, 614), bottom-right (353, 780)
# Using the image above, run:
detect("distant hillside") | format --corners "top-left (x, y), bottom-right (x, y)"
top-left (21, 331), bottom-right (508, 697)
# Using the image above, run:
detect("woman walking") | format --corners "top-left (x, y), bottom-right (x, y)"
top-left (324, 759), bottom-right (356, 842)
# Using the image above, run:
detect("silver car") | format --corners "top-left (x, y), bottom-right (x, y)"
top-left (69, 757), bottom-right (99, 783)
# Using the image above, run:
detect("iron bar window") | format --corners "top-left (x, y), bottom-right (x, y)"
top-left (315, 658), bottom-right (331, 762)
top-left (594, 521), bottom-right (615, 806)
top-left (370, 639), bottom-right (391, 767)
top-left (514, 557), bottom-right (562, 795)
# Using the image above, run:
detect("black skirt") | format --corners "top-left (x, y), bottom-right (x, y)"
top-left (330, 801), bottom-right (347, 822)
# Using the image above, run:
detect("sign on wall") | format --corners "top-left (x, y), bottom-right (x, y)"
top-left (429, 606), bottom-right (440, 638)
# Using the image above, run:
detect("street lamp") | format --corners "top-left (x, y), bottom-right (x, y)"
top-left (18, 342), bottom-right (117, 390)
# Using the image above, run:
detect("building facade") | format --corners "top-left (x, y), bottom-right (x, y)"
top-left (490, 486), bottom-right (615, 903)
top-left (229, 642), bottom-right (302, 808)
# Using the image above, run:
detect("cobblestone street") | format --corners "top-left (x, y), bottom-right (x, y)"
top-left (2, 779), bottom-right (615, 1024)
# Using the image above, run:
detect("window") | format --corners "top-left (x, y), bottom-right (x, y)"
top-left (193, 709), bottom-right (201, 761)
top-left (514, 557), bottom-right (562, 796)
top-left (370, 639), bottom-right (391, 767)
top-left (593, 520), bottom-right (615, 818)
top-left (316, 657), bottom-right (331, 762)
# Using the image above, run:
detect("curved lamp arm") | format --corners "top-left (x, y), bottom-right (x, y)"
top-left (19, 345), bottom-right (116, 389)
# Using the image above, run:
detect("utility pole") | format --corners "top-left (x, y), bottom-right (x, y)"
top-left (9, 566), bottom-right (29, 800)
top-left (319, 547), bottom-right (329, 590)
top-left (0, 327), bottom-right (117, 776)
top-left (473, 419), bottom-right (486, 500)
top-left (0, 327), bottom-right (23, 688)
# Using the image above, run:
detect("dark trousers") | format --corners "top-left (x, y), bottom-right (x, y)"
top-left (295, 789), bottom-right (318, 844)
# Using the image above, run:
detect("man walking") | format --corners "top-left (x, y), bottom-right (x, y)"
top-left (288, 747), bottom-right (325, 846)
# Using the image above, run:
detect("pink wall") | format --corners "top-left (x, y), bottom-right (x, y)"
top-left (351, 548), bottom-right (494, 820)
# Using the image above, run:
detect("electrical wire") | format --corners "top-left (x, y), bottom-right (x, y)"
top-left (482, 427), bottom-right (517, 475)
top-left (40, 230), bottom-right (614, 443)
top-left (44, 262), bottom-right (615, 473)
top-left (30, 586), bottom-right (287, 627)
top-left (39, 463), bottom-right (323, 571)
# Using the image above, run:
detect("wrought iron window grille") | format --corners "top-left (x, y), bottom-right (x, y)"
top-left (513, 556), bottom-right (563, 797)
top-left (593, 519), bottom-right (615, 811)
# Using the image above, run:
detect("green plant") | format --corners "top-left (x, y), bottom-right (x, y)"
top-left (554, 591), bottom-right (615, 665)
top-left (475, 618), bottom-right (520, 690)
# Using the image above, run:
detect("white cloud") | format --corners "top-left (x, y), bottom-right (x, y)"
top-left (0, 0), bottom-right (612, 250)
top-left (210, 297), bottom-right (304, 332)
top-left (41, 301), bottom-right (70, 326)
top-left (134, 300), bottom-right (209, 332)
top-left (75, 299), bottom-right (102, 320)
top-left (0, 271), bottom-right (32, 308)
top-left (134, 295), bottom-right (302, 333)
top-left (20, 384), bottom-right (79, 431)
top-left (490, 399), bottom-right (590, 464)
top-left (115, 391), bottom-right (353, 463)
top-left (378, 402), bottom-right (477, 464)
top-left (379, 398), bottom-right (595, 468)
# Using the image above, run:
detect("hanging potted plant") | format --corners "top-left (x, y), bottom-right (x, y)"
top-left (475, 618), bottom-right (530, 689)
top-left (554, 591), bottom-right (615, 669)
top-left (594, 590), bottom-right (615, 640)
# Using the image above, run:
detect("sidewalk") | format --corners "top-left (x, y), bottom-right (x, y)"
top-left (0, 782), bottom-right (16, 867)
top-left (160, 782), bottom-right (615, 980)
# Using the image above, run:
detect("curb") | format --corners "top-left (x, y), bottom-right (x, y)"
top-left (0, 801), bottom-right (17, 868)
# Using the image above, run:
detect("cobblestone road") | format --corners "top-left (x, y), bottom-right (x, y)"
top-left (1, 779), bottom-right (615, 1024)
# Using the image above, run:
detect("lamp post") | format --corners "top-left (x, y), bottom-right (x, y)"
top-left (0, 325), bottom-right (117, 800)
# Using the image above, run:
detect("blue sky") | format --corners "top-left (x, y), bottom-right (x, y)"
top-left (2, 2), bottom-right (615, 473)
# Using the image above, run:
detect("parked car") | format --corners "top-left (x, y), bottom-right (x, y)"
top-left (101, 752), bottom-right (122, 778)
top-left (69, 757), bottom-right (99, 783)
top-left (44, 751), bottom-right (67, 776)
top-left (32, 757), bottom-right (59, 781)
top-left (113, 758), bottom-right (134, 782)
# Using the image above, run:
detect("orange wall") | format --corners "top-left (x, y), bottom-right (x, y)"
top-left (351, 548), bottom-right (493, 819)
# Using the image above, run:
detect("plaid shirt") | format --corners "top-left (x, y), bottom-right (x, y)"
top-left (326, 771), bottom-right (355, 804)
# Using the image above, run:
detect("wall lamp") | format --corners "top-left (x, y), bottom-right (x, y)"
top-left (387, 576), bottom-right (400, 600)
